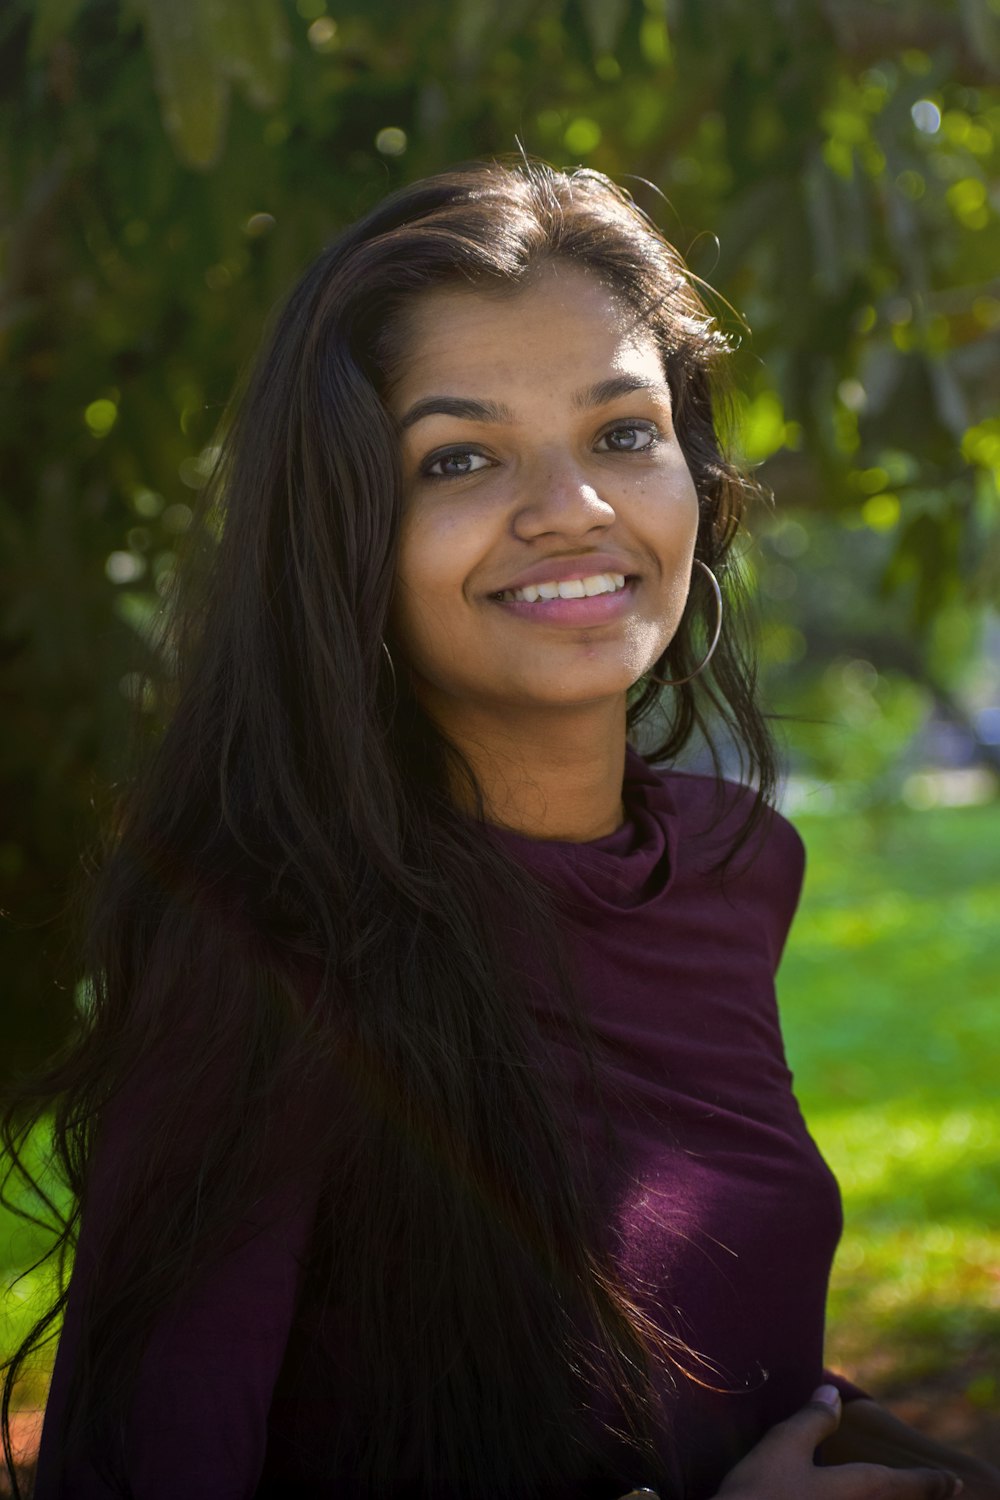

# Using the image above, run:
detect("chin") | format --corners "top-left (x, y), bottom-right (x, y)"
top-left (514, 673), bottom-right (638, 710)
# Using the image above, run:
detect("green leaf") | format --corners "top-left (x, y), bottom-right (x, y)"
top-left (452, 0), bottom-right (512, 66)
top-left (578, 0), bottom-right (630, 57)
top-left (136, 0), bottom-right (230, 170)
top-left (28, 0), bottom-right (87, 58)
top-left (639, 12), bottom-right (672, 66)
top-left (803, 158), bottom-right (847, 295)
top-left (928, 358), bottom-right (969, 439)
top-left (958, 0), bottom-right (1000, 71)
top-left (207, 0), bottom-right (292, 112)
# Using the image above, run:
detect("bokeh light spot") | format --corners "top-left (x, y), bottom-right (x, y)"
top-left (910, 99), bottom-right (941, 134)
top-left (105, 551), bottom-right (146, 584)
top-left (307, 17), bottom-right (337, 50)
top-left (862, 493), bottom-right (900, 531)
top-left (84, 399), bottom-right (118, 436)
top-left (162, 503), bottom-right (193, 533)
top-left (375, 127), bottom-right (408, 156)
top-left (131, 488), bottom-right (163, 518)
top-left (563, 117), bottom-right (602, 154)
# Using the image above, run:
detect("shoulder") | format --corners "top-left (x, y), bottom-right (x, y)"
top-left (651, 765), bottom-right (804, 860)
top-left (637, 760), bottom-right (806, 934)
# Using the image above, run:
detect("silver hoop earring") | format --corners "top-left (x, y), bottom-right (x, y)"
top-left (646, 558), bottom-right (723, 689)
top-left (381, 639), bottom-right (397, 695)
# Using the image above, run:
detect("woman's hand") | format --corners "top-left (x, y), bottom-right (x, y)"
top-left (711, 1386), bottom-right (963, 1500)
top-left (613, 1385), bottom-right (975, 1500)
top-left (822, 1395), bottom-right (1000, 1500)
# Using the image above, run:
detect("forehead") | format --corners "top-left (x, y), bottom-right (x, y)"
top-left (385, 262), bottom-right (665, 408)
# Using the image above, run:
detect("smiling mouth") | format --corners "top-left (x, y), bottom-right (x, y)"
top-left (495, 571), bottom-right (629, 603)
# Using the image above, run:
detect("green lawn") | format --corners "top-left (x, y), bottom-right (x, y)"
top-left (778, 799), bottom-right (1000, 1405)
top-left (1, 1121), bottom-right (69, 1409)
top-left (3, 800), bottom-right (999, 1414)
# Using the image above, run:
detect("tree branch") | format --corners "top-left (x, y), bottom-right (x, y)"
top-left (819, 1), bottom-right (1000, 85)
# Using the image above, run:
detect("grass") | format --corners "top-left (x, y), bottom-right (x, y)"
top-left (0, 1122), bottom-right (70, 1411)
top-left (3, 800), bottom-right (999, 1414)
top-left (777, 799), bottom-right (1000, 1397)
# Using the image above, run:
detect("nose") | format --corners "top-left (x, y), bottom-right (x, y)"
top-left (511, 453), bottom-right (616, 541)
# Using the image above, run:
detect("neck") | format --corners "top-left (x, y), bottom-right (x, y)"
top-left (427, 697), bottom-right (629, 842)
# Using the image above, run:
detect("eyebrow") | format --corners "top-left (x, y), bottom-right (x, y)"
top-left (573, 375), bottom-right (671, 409)
top-left (398, 395), bottom-right (516, 430)
top-left (397, 375), bottom-right (670, 432)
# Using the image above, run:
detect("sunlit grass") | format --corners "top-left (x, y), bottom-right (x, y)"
top-left (1, 1123), bottom-right (69, 1410)
top-left (778, 800), bottom-right (1000, 1392)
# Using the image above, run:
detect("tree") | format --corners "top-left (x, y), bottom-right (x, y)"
top-left (1, 0), bottom-right (998, 1076)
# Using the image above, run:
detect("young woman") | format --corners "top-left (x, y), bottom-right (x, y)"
top-left (4, 161), bottom-right (996, 1500)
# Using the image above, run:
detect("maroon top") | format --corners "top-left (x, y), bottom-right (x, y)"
top-left (36, 753), bottom-right (862, 1499)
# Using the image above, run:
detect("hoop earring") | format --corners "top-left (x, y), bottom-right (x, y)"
top-left (646, 558), bottom-right (723, 689)
top-left (381, 640), bottom-right (397, 695)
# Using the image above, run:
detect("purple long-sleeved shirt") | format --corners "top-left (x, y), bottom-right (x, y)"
top-left (35, 753), bottom-right (861, 1498)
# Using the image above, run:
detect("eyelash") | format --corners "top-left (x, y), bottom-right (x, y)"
top-left (419, 421), bottom-right (661, 480)
top-left (596, 421), bottom-right (660, 454)
top-left (422, 447), bottom-right (493, 479)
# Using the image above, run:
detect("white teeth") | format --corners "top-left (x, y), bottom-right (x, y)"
top-left (582, 573), bottom-right (611, 596)
top-left (502, 572), bottom-right (630, 603)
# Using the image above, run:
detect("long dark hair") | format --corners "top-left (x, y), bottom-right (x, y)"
top-left (2, 160), bottom-right (775, 1498)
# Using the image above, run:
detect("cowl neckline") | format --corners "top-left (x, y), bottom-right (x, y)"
top-left (490, 747), bottom-right (679, 912)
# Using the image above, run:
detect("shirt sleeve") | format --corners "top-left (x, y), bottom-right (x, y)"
top-left (33, 1183), bottom-right (315, 1499)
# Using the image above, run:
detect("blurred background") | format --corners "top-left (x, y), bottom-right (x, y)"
top-left (1, 0), bottom-right (998, 1471)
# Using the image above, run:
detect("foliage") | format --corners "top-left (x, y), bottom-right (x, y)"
top-left (756, 505), bottom-right (999, 809)
top-left (0, 1118), bottom-right (67, 1412)
top-left (1, 0), bottom-right (998, 1072)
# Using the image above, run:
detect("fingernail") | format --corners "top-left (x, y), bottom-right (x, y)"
top-left (810, 1384), bottom-right (841, 1409)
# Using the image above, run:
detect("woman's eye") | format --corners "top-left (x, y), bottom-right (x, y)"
top-left (597, 423), bottom-right (658, 453)
top-left (423, 449), bottom-right (492, 478)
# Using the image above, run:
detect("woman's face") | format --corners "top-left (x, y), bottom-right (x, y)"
top-left (387, 262), bottom-right (700, 731)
